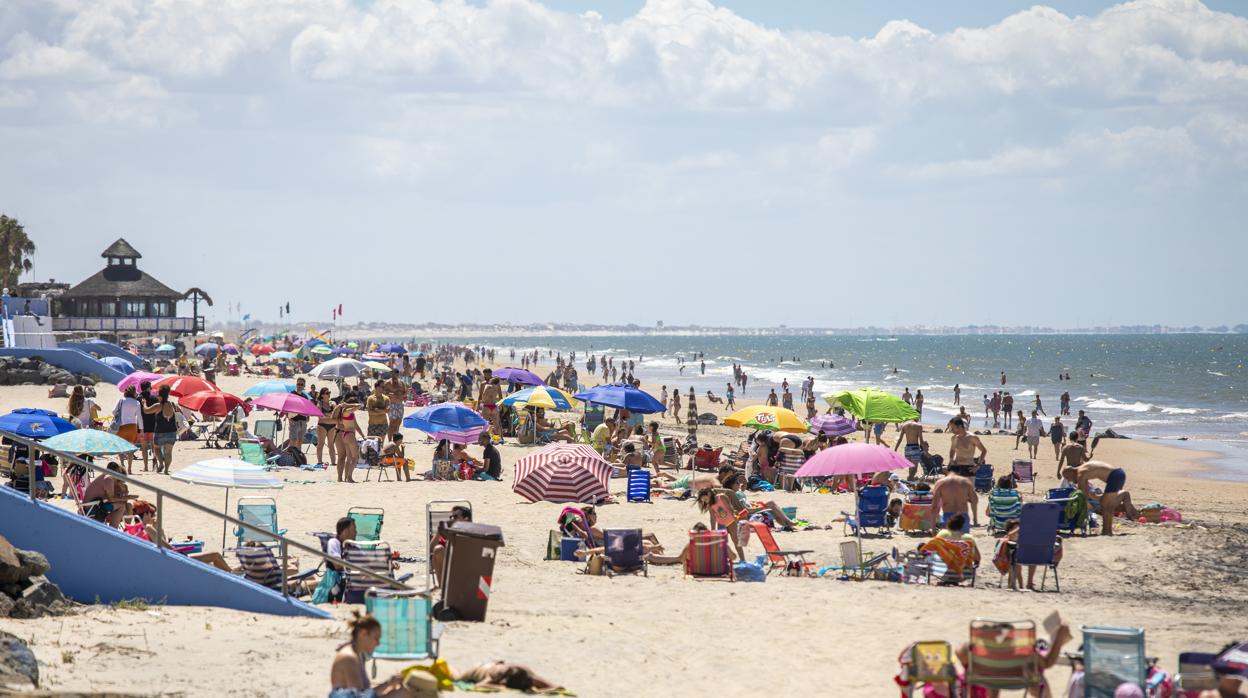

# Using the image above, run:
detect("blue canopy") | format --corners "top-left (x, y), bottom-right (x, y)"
top-left (0, 408), bottom-right (79, 439)
top-left (573, 383), bottom-right (665, 413)
top-left (376, 343), bottom-right (406, 354)
top-left (402, 402), bottom-right (488, 432)
top-left (100, 356), bottom-right (135, 374)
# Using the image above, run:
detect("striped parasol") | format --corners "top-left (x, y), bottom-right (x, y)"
top-left (686, 387), bottom-right (698, 427)
top-left (40, 428), bottom-right (137, 455)
top-left (512, 443), bottom-right (611, 504)
top-left (171, 458), bottom-right (283, 549)
top-left (808, 413), bottom-right (859, 437)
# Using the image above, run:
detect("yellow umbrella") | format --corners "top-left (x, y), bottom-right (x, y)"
top-left (723, 405), bottom-right (808, 433)
top-left (364, 361), bottom-right (393, 373)
top-left (501, 386), bottom-right (578, 411)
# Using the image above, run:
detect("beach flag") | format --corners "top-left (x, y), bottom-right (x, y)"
top-left (242, 313), bottom-right (251, 322)
top-left (338, 303), bottom-right (343, 317)
top-left (332, 308), bottom-right (336, 320)
top-left (285, 302), bottom-right (290, 314)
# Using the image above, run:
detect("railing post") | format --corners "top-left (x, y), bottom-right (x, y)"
top-left (28, 445), bottom-right (38, 501)
top-left (156, 492), bottom-right (165, 548)
top-left (280, 540), bottom-right (289, 598)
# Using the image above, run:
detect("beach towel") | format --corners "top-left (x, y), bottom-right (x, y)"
top-left (311, 568), bottom-right (343, 604)
top-left (920, 538), bottom-right (975, 576)
top-left (1064, 489), bottom-right (1089, 528)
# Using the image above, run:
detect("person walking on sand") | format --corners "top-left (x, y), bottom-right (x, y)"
top-left (1049, 416), bottom-right (1066, 460)
top-left (660, 386), bottom-right (668, 417)
top-left (914, 389), bottom-right (924, 418)
top-left (1063, 461), bottom-right (1140, 536)
top-left (893, 419), bottom-right (927, 480)
top-left (670, 389), bottom-right (681, 422)
top-left (1023, 410), bottom-right (1046, 459)
top-left (726, 383), bottom-right (736, 410)
top-left (947, 418), bottom-right (987, 478)
top-left (766, 389), bottom-right (778, 407)
top-left (1034, 393), bottom-right (1047, 416)
top-left (1002, 392), bottom-right (1014, 429)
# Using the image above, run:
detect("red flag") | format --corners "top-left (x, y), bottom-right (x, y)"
top-left (338, 303), bottom-right (343, 316)
top-left (332, 309), bottom-right (337, 320)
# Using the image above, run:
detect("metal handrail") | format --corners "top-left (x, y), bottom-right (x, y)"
top-left (1, 429), bottom-right (412, 599)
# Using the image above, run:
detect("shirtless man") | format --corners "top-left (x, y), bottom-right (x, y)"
top-left (947, 418), bottom-right (987, 478)
top-left (478, 377), bottom-right (503, 435)
top-left (1063, 461), bottom-right (1139, 535)
top-left (382, 373), bottom-right (406, 435)
top-left (893, 420), bottom-right (927, 480)
top-left (930, 469), bottom-right (980, 531)
top-left (1057, 437), bottom-right (1090, 479)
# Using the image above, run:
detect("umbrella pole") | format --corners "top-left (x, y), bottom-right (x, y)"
top-left (221, 487), bottom-right (230, 551)
top-left (854, 480), bottom-right (864, 580)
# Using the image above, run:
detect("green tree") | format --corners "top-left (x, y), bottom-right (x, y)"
top-left (0, 215), bottom-right (36, 291)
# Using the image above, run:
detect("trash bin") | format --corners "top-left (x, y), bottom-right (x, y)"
top-left (436, 521), bottom-right (504, 622)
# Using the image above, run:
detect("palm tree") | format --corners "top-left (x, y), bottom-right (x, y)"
top-left (0, 215), bottom-right (35, 291)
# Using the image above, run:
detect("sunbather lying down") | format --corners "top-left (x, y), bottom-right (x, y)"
top-left (573, 523), bottom-right (737, 567)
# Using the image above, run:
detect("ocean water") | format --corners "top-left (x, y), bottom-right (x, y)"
top-left (443, 334), bottom-right (1248, 468)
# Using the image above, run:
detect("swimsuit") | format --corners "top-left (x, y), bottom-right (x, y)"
top-left (904, 443), bottom-right (923, 464)
top-left (1104, 468), bottom-right (1126, 493)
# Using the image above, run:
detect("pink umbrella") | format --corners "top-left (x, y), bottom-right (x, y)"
top-left (794, 443), bottom-right (911, 478)
top-left (251, 392), bottom-right (323, 417)
top-left (118, 371), bottom-right (165, 393)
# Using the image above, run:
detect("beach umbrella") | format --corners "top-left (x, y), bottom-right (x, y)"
top-left (171, 458), bottom-right (284, 549)
top-left (512, 443), bottom-right (611, 504)
top-left (794, 443), bottom-right (911, 564)
top-left (723, 405), bottom-right (808, 433)
top-left (1213, 641), bottom-right (1248, 678)
top-left (364, 361), bottom-right (393, 374)
top-left (376, 343), bottom-right (406, 354)
top-left (242, 380), bottom-right (295, 398)
top-left (180, 390), bottom-right (249, 418)
top-left (306, 338), bottom-right (327, 347)
top-left (492, 367), bottom-right (545, 386)
top-left (252, 392), bottom-right (323, 418)
top-left (250, 344), bottom-right (274, 355)
top-left (194, 343), bottom-right (219, 357)
top-left (309, 357), bottom-right (370, 380)
top-left (825, 389), bottom-right (919, 423)
top-left (155, 344), bottom-right (176, 353)
top-left (346, 342), bottom-right (359, 349)
top-left (334, 346), bottom-right (358, 356)
top-left (40, 428), bottom-right (137, 455)
top-left (686, 388), bottom-right (699, 427)
top-left (573, 383), bottom-right (665, 413)
top-left (311, 345), bottom-right (334, 355)
top-left (403, 402), bottom-right (488, 432)
top-left (271, 351), bottom-right (295, 361)
top-left (118, 371), bottom-right (164, 393)
top-left (808, 413), bottom-right (859, 437)
top-left (0, 408), bottom-right (78, 439)
top-left (100, 356), bottom-right (135, 374)
top-left (221, 343), bottom-right (240, 355)
top-left (501, 386), bottom-right (577, 411)
top-left (153, 375), bottom-right (220, 398)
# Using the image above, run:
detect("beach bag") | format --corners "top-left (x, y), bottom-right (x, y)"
top-left (584, 553), bottom-right (606, 576)
top-left (733, 554), bottom-right (768, 583)
top-left (992, 539), bottom-right (1012, 575)
top-left (311, 568), bottom-right (343, 604)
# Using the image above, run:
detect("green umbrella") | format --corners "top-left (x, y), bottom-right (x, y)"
top-left (824, 388), bottom-right (919, 423)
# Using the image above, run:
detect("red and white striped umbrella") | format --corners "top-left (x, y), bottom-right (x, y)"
top-left (512, 443), bottom-right (611, 504)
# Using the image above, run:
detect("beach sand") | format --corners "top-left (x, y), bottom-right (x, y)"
top-left (5, 366), bottom-right (1248, 697)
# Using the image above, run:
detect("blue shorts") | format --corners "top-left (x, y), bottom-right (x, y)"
top-left (904, 443), bottom-right (923, 464)
top-left (1104, 468), bottom-right (1126, 494)
top-left (941, 512), bottom-right (971, 533)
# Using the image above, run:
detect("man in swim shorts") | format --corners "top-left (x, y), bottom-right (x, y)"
top-left (893, 420), bottom-right (927, 480)
top-left (1063, 461), bottom-right (1140, 536)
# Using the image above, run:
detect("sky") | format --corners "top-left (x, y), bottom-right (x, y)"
top-left (1, 0), bottom-right (1246, 329)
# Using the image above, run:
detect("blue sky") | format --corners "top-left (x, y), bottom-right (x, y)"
top-left (1, 0), bottom-right (1246, 329)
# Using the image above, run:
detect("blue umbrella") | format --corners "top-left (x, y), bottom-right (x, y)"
top-left (155, 344), bottom-right (176, 352)
top-left (242, 380), bottom-right (296, 398)
top-left (333, 346), bottom-right (356, 355)
top-left (101, 356), bottom-right (135, 374)
top-left (194, 343), bottom-right (219, 357)
top-left (376, 343), bottom-right (406, 354)
top-left (402, 402), bottom-right (488, 432)
top-left (0, 408), bottom-right (79, 439)
top-left (306, 338), bottom-right (327, 347)
top-left (573, 383), bottom-right (666, 413)
top-left (492, 367), bottom-right (545, 386)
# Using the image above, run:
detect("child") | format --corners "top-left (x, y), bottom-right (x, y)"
top-left (886, 498), bottom-right (904, 528)
top-left (380, 432), bottom-right (411, 482)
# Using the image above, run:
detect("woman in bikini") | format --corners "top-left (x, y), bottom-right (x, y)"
top-left (315, 388), bottom-right (337, 468)
top-left (329, 613), bottom-right (410, 697)
top-left (332, 401), bottom-right (364, 483)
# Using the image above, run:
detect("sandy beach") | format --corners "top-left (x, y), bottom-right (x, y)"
top-left (1, 359), bottom-right (1245, 698)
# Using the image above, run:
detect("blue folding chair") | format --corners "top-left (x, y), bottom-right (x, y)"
top-left (1047, 487), bottom-right (1089, 536)
top-left (235, 496), bottom-right (286, 546)
top-left (348, 506), bottom-right (385, 542)
top-left (974, 464), bottom-right (994, 493)
top-left (1080, 626), bottom-right (1148, 697)
top-left (1014, 501), bottom-right (1062, 592)
top-left (626, 469), bottom-right (651, 503)
top-left (843, 485), bottom-right (893, 537)
top-left (365, 589), bottom-right (441, 663)
top-left (597, 529), bottom-right (647, 577)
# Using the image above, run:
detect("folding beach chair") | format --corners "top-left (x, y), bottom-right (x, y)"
top-left (365, 588), bottom-right (441, 664)
top-left (426, 500), bottom-right (472, 588)
top-left (843, 485), bottom-right (893, 537)
top-left (776, 449), bottom-right (805, 492)
top-left (1047, 487), bottom-right (1090, 536)
top-left (597, 528), bottom-right (647, 577)
top-left (690, 447), bottom-right (722, 472)
top-left (234, 496), bottom-right (286, 547)
top-left (987, 487), bottom-right (1023, 535)
top-left (348, 506), bottom-right (385, 542)
top-left (356, 438), bottom-right (391, 482)
top-left (661, 437), bottom-right (681, 469)
top-left (830, 540), bottom-right (889, 580)
top-left (234, 544), bottom-right (318, 595)
top-left (918, 538), bottom-right (977, 586)
top-left (253, 418), bottom-right (279, 443)
top-left (1014, 501), bottom-right (1062, 592)
top-left (1011, 459), bottom-right (1036, 493)
top-left (684, 529), bottom-right (734, 581)
top-left (966, 619), bottom-right (1042, 694)
top-left (899, 640), bottom-right (957, 698)
top-left (1081, 626), bottom-right (1148, 697)
top-left (626, 469), bottom-right (651, 503)
top-left (343, 540), bottom-right (413, 604)
top-left (973, 464), bottom-right (994, 493)
top-left (582, 404), bottom-right (604, 434)
top-left (1174, 651), bottom-right (1219, 697)
top-left (746, 520), bottom-right (814, 577)
top-left (900, 499), bottom-right (936, 536)
top-left (238, 440), bottom-right (280, 468)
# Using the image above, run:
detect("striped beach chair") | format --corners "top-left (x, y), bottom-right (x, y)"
top-left (987, 488), bottom-right (1023, 534)
top-left (966, 619), bottom-right (1042, 694)
top-left (776, 449), bottom-right (805, 492)
top-left (365, 588), bottom-right (440, 662)
top-left (684, 529), bottom-right (734, 581)
top-left (234, 544), bottom-right (318, 595)
top-left (626, 469), bottom-right (651, 503)
top-left (1081, 626), bottom-right (1148, 697)
top-left (343, 540), bottom-right (412, 604)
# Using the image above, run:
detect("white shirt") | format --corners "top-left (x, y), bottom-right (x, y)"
top-left (1025, 417), bottom-right (1044, 438)
top-left (115, 397), bottom-right (142, 427)
top-left (76, 398), bottom-right (95, 427)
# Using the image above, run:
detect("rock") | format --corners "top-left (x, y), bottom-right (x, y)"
top-left (17, 550), bottom-right (49, 579)
top-left (0, 593), bottom-right (13, 618)
top-left (0, 631), bottom-right (38, 688)
top-left (0, 535), bottom-right (20, 570)
top-left (10, 578), bottom-right (71, 618)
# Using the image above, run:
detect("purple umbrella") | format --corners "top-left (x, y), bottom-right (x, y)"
top-left (492, 367), bottom-right (545, 386)
top-left (334, 346), bottom-right (356, 355)
top-left (809, 413), bottom-right (859, 437)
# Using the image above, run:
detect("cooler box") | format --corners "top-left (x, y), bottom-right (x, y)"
top-left (439, 522), bottom-right (505, 622)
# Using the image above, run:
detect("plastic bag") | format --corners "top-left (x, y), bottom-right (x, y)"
top-left (733, 554), bottom-right (768, 583)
